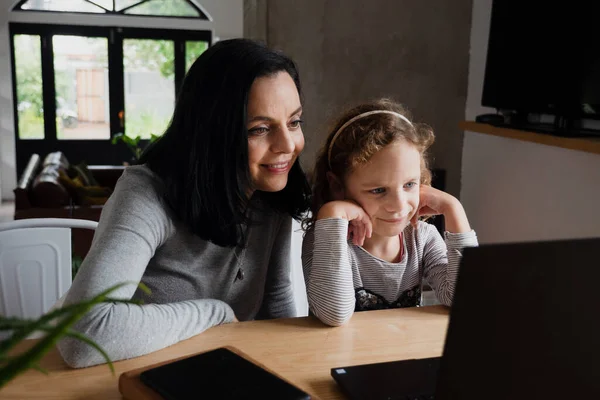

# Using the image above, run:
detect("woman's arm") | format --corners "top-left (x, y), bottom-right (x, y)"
top-left (257, 215), bottom-right (296, 319)
top-left (57, 168), bottom-right (235, 368)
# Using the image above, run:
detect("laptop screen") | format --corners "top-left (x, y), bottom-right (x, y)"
top-left (435, 238), bottom-right (600, 399)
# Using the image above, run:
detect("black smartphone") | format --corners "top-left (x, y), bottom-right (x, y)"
top-left (139, 347), bottom-right (311, 400)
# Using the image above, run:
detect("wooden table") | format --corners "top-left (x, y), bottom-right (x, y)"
top-left (1, 306), bottom-right (449, 399)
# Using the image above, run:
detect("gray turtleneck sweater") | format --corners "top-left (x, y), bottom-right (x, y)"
top-left (57, 165), bottom-right (295, 368)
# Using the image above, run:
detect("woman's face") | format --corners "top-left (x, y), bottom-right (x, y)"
top-left (246, 71), bottom-right (304, 194)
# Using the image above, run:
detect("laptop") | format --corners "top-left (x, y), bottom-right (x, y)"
top-left (331, 237), bottom-right (600, 399)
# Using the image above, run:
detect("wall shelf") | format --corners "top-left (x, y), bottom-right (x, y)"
top-left (460, 121), bottom-right (600, 156)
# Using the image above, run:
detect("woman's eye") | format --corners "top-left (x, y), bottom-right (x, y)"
top-left (370, 188), bottom-right (386, 194)
top-left (289, 119), bottom-right (303, 129)
top-left (248, 127), bottom-right (269, 136)
top-left (404, 182), bottom-right (418, 189)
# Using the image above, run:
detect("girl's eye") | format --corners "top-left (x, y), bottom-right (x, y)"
top-left (404, 182), bottom-right (418, 189)
top-left (248, 127), bottom-right (269, 136)
top-left (370, 187), bottom-right (386, 194)
top-left (289, 119), bottom-right (303, 129)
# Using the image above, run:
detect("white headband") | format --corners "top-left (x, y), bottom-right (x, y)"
top-left (327, 110), bottom-right (413, 168)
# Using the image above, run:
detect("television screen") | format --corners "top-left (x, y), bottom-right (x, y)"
top-left (482, 2), bottom-right (600, 120)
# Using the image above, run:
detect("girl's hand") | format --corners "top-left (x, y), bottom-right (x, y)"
top-left (410, 185), bottom-right (471, 233)
top-left (317, 200), bottom-right (373, 246)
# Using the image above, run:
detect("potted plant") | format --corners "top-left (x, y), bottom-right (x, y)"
top-left (111, 132), bottom-right (161, 162)
top-left (0, 283), bottom-right (148, 388)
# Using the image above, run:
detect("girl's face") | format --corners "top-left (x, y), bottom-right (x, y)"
top-left (343, 140), bottom-right (421, 238)
top-left (246, 71), bottom-right (304, 194)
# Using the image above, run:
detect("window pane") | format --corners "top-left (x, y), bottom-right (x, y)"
top-left (123, 39), bottom-right (174, 139)
top-left (20, 0), bottom-right (104, 13)
top-left (53, 35), bottom-right (110, 140)
top-left (115, 0), bottom-right (142, 11)
top-left (124, 0), bottom-right (200, 17)
top-left (91, 0), bottom-right (114, 11)
top-left (14, 34), bottom-right (44, 140)
top-left (185, 41), bottom-right (208, 73)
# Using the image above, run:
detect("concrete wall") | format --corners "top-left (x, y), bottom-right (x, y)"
top-left (265, 0), bottom-right (473, 197)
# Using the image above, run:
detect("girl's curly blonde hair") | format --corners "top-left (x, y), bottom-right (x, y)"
top-left (303, 98), bottom-right (435, 231)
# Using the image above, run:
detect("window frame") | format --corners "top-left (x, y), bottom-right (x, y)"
top-left (12, 0), bottom-right (211, 20)
top-left (9, 22), bottom-right (211, 174)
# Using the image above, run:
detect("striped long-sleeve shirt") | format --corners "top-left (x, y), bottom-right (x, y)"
top-left (301, 218), bottom-right (478, 326)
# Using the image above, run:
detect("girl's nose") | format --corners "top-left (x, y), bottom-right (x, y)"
top-left (386, 190), bottom-right (407, 214)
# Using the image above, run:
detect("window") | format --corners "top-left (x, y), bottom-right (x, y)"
top-left (53, 35), bottom-right (110, 140)
top-left (13, 34), bottom-right (44, 140)
top-left (14, 0), bottom-right (210, 19)
top-left (10, 23), bottom-right (210, 174)
top-left (185, 41), bottom-right (208, 73)
top-left (123, 38), bottom-right (175, 139)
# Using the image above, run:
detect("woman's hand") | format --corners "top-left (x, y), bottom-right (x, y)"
top-left (317, 200), bottom-right (373, 246)
top-left (410, 185), bottom-right (471, 233)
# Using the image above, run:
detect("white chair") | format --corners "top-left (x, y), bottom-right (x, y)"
top-left (0, 218), bottom-right (97, 324)
top-left (290, 218), bottom-right (309, 316)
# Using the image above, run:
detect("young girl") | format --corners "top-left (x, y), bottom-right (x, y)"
top-left (302, 99), bottom-right (478, 326)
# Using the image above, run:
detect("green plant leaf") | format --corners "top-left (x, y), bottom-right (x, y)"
top-left (64, 330), bottom-right (114, 374)
top-left (111, 132), bottom-right (125, 145)
top-left (122, 135), bottom-right (141, 147)
top-left (31, 364), bottom-right (48, 375)
top-left (112, 131), bottom-right (148, 160)
top-left (72, 254), bottom-right (84, 279)
top-left (0, 282), bottom-right (149, 388)
top-left (136, 282), bottom-right (151, 295)
top-left (0, 310), bottom-right (90, 386)
top-left (0, 282), bottom-right (136, 354)
top-left (0, 320), bottom-right (56, 331)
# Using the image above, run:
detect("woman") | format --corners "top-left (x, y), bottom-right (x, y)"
top-left (58, 39), bottom-right (311, 368)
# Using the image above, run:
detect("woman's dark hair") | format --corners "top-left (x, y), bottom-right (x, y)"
top-left (139, 38), bottom-right (310, 247)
